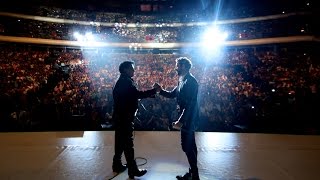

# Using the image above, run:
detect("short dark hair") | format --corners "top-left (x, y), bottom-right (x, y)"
top-left (119, 61), bottom-right (134, 74)
top-left (176, 57), bottom-right (192, 70)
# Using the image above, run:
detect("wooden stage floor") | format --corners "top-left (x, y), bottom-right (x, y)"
top-left (0, 131), bottom-right (320, 180)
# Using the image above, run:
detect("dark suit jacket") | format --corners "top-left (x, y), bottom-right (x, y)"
top-left (160, 72), bottom-right (199, 130)
top-left (113, 74), bottom-right (156, 127)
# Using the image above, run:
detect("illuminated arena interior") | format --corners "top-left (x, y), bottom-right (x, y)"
top-left (0, 0), bottom-right (317, 134)
top-left (0, 1), bottom-right (320, 180)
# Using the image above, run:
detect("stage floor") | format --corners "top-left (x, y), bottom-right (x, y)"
top-left (0, 131), bottom-right (320, 180)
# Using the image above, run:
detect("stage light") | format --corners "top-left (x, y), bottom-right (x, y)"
top-left (201, 27), bottom-right (228, 49)
top-left (73, 32), bottom-right (83, 41)
top-left (197, 26), bottom-right (228, 63)
top-left (85, 32), bottom-right (94, 41)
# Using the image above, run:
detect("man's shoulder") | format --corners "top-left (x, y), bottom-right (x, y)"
top-left (114, 76), bottom-right (132, 89)
top-left (117, 75), bottom-right (133, 84)
top-left (186, 73), bottom-right (198, 84)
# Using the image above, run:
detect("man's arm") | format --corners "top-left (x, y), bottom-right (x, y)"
top-left (128, 80), bottom-right (157, 99)
top-left (135, 88), bottom-right (157, 99)
top-left (175, 77), bottom-right (199, 127)
top-left (159, 86), bottom-right (178, 99)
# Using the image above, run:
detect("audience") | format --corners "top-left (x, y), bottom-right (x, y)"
top-left (0, 4), bottom-right (317, 134)
top-left (0, 45), bottom-right (319, 134)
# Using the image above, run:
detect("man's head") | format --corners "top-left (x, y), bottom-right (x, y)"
top-left (175, 57), bottom-right (192, 76)
top-left (119, 61), bottom-right (135, 77)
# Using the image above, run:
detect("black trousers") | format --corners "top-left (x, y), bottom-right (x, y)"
top-left (113, 124), bottom-right (136, 169)
top-left (181, 129), bottom-right (198, 173)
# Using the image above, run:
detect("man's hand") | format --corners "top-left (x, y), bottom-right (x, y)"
top-left (153, 83), bottom-right (162, 92)
top-left (172, 121), bottom-right (183, 130)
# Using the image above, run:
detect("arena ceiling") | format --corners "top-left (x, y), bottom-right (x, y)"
top-left (1, 0), bottom-right (310, 15)
top-left (3, 0), bottom-right (182, 11)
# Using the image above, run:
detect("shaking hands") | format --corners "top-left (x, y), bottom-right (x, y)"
top-left (153, 83), bottom-right (162, 93)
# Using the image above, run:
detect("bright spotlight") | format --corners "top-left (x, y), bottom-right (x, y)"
top-left (198, 27), bottom-right (228, 63)
top-left (85, 32), bottom-right (94, 41)
top-left (73, 32), bottom-right (84, 41)
top-left (73, 32), bottom-right (80, 38)
top-left (201, 27), bottom-right (228, 49)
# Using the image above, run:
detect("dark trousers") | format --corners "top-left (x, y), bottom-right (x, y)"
top-left (113, 125), bottom-right (136, 170)
top-left (181, 129), bottom-right (198, 173)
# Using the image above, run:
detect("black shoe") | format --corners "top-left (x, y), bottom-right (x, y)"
top-left (112, 164), bottom-right (127, 173)
top-left (176, 171), bottom-right (192, 180)
top-left (128, 168), bottom-right (147, 179)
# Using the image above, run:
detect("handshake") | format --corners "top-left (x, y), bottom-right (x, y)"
top-left (153, 83), bottom-right (162, 93)
top-left (151, 82), bottom-right (182, 130)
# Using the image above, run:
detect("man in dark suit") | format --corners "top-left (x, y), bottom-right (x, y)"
top-left (157, 57), bottom-right (200, 180)
top-left (112, 60), bottom-right (160, 179)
